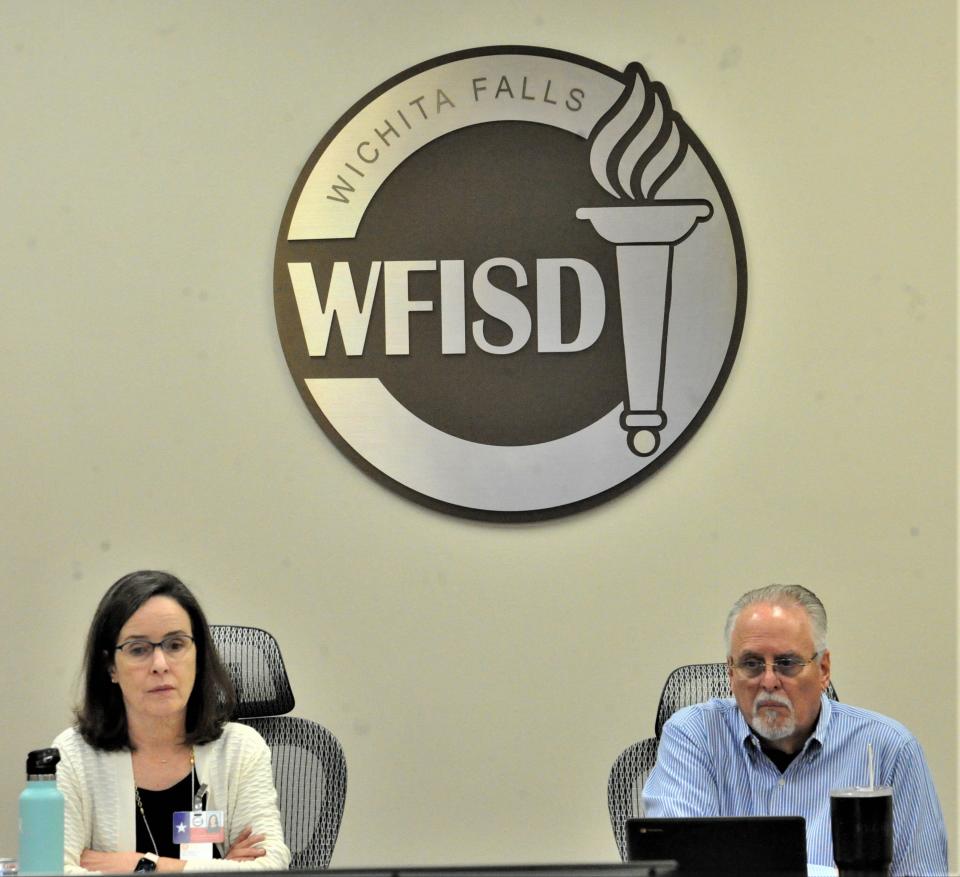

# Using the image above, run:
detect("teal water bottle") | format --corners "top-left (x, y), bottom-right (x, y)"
top-left (19, 748), bottom-right (64, 875)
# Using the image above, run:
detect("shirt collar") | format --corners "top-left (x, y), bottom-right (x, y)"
top-left (809, 691), bottom-right (833, 744)
top-left (735, 702), bottom-right (755, 747)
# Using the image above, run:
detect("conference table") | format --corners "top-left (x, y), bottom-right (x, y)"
top-left (248, 862), bottom-right (836, 877)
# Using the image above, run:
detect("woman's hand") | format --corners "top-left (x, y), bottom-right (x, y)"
top-left (225, 825), bottom-right (267, 861)
top-left (80, 850), bottom-right (143, 874)
top-left (79, 850), bottom-right (185, 873)
top-left (79, 849), bottom-right (143, 872)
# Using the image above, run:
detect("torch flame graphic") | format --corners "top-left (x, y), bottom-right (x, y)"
top-left (588, 64), bottom-right (689, 201)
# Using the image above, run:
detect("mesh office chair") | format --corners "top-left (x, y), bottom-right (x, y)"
top-left (608, 662), bottom-right (839, 860)
top-left (210, 625), bottom-right (347, 869)
top-left (607, 736), bottom-right (658, 861)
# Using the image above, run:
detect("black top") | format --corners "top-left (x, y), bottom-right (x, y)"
top-left (759, 742), bottom-right (799, 774)
top-left (136, 769), bottom-right (222, 859)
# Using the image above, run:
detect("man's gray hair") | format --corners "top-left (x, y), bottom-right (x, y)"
top-left (724, 584), bottom-right (828, 654)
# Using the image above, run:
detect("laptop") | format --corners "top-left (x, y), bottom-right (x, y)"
top-left (625, 817), bottom-right (807, 875)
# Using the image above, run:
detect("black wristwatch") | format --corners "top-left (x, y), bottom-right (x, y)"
top-left (134, 853), bottom-right (158, 872)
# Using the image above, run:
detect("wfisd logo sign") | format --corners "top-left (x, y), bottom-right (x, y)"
top-left (274, 47), bottom-right (745, 521)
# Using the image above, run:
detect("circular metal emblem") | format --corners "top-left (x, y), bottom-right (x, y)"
top-left (274, 47), bottom-right (746, 521)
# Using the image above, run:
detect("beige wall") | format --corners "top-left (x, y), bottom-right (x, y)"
top-left (1, 0), bottom-right (956, 869)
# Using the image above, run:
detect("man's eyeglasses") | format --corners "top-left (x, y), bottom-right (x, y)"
top-left (730, 652), bottom-right (820, 679)
top-left (115, 634), bottom-right (195, 662)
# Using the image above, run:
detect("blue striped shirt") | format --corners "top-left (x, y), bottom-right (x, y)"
top-left (642, 695), bottom-right (948, 876)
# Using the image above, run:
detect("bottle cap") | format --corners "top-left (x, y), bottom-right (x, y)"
top-left (26, 748), bottom-right (61, 775)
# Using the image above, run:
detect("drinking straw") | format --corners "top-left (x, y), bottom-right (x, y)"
top-left (867, 742), bottom-right (875, 790)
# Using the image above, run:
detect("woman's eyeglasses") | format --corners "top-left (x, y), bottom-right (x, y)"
top-left (114, 634), bottom-right (195, 662)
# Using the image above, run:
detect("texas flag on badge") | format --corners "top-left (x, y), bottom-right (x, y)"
top-left (172, 811), bottom-right (226, 844)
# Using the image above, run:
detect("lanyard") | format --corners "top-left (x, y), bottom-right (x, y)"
top-left (134, 749), bottom-right (199, 855)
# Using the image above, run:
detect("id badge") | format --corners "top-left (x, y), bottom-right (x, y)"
top-left (173, 810), bottom-right (225, 859)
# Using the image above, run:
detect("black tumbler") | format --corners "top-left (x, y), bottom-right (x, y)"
top-left (830, 786), bottom-right (893, 876)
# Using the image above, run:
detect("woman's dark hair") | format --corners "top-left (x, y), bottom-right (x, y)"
top-left (75, 570), bottom-right (236, 750)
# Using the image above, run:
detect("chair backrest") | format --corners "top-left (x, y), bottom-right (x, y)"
top-left (607, 737), bottom-right (658, 862)
top-left (243, 715), bottom-right (347, 870)
top-left (211, 626), bottom-right (347, 868)
top-left (654, 662), bottom-right (839, 738)
top-left (210, 624), bottom-right (296, 718)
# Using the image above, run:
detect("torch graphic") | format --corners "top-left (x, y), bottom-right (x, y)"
top-left (577, 64), bottom-right (712, 457)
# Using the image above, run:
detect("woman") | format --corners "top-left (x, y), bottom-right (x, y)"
top-left (54, 571), bottom-right (291, 872)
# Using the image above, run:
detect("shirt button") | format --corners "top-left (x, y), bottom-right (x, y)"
top-left (778, 779), bottom-right (786, 787)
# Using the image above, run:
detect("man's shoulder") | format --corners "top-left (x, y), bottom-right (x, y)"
top-left (656, 699), bottom-right (745, 759)
top-left (667, 697), bottom-right (740, 728)
top-left (826, 700), bottom-right (916, 742)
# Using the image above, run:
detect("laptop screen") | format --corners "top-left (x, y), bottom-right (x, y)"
top-left (625, 817), bottom-right (807, 874)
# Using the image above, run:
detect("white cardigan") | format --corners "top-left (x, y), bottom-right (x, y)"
top-left (53, 723), bottom-right (291, 872)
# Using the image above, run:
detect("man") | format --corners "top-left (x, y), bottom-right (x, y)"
top-left (642, 584), bottom-right (948, 875)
